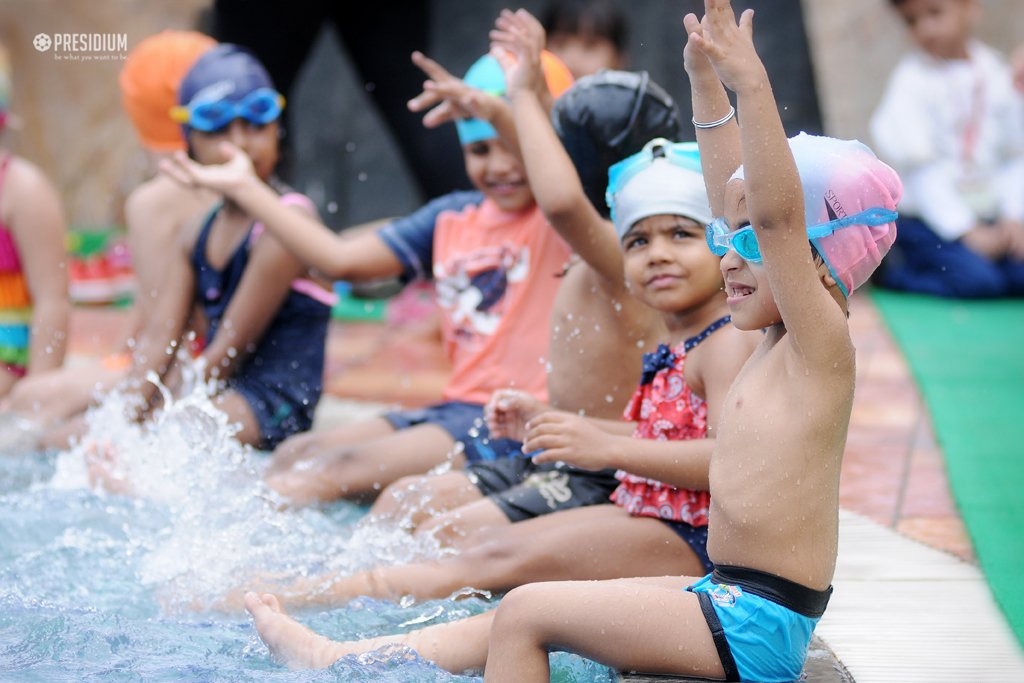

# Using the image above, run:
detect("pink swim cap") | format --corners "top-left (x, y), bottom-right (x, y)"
top-left (733, 133), bottom-right (902, 296)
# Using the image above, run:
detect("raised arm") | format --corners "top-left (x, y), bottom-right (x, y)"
top-left (491, 9), bottom-right (625, 289)
top-left (688, 1), bottom-right (848, 355)
top-left (161, 147), bottom-right (403, 281)
top-left (682, 12), bottom-right (740, 216)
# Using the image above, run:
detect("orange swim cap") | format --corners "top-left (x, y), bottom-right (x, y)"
top-left (539, 50), bottom-right (574, 100)
top-left (119, 30), bottom-right (216, 152)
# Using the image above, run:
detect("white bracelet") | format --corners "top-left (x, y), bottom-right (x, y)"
top-left (692, 105), bottom-right (736, 129)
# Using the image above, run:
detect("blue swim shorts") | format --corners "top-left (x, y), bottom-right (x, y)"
top-left (686, 565), bottom-right (832, 683)
top-left (382, 401), bottom-right (521, 462)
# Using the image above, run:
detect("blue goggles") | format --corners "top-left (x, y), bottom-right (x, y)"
top-left (170, 87), bottom-right (285, 133)
top-left (605, 138), bottom-right (702, 223)
top-left (705, 207), bottom-right (899, 263)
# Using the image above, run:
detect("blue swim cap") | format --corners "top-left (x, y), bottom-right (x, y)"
top-left (176, 44), bottom-right (275, 135)
top-left (455, 54), bottom-right (506, 145)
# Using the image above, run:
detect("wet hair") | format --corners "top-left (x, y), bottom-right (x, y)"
top-left (552, 70), bottom-right (682, 217)
top-left (540, 0), bottom-right (628, 54)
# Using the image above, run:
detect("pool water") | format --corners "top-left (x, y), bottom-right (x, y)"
top-left (0, 378), bottom-right (616, 682)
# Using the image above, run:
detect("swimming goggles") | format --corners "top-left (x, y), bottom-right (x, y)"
top-left (170, 87), bottom-right (285, 133)
top-left (705, 207), bottom-right (899, 263)
top-left (605, 138), bottom-right (702, 222)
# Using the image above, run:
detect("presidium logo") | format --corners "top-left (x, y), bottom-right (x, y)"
top-left (32, 32), bottom-right (128, 62)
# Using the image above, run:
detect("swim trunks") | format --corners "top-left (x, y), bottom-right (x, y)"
top-left (687, 565), bottom-right (832, 683)
top-left (382, 401), bottom-right (521, 462)
top-left (466, 457), bottom-right (619, 522)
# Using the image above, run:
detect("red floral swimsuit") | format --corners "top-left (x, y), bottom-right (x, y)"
top-left (610, 316), bottom-right (731, 526)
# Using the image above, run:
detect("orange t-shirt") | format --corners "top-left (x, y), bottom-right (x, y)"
top-left (432, 200), bottom-right (569, 404)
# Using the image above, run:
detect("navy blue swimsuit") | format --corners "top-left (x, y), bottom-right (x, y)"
top-left (191, 201), bottom-right (330, 449)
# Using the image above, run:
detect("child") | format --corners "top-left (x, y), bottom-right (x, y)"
top-left (366, 10), bottom-right (686, 543)
top-left (165, 50), bottom-right (575, 503)
top-left (540, 0), bottom-right (628, 79)
top-left (0, 45), bottom-right (69, 400)
top-left (871, 0), bottom-right (1024, 297)
top-left (240, 131), bottom-right (759, 669)
top-left (3, 31), bottom-right (217, 434)
top-left (109, 44), bottom-right (332, 453)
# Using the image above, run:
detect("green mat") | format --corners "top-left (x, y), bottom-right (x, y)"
top-left (871, 290), bottom-right (1024, 646)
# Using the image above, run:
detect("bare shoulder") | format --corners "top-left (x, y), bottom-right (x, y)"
top-left (2, 156), bottom-right (60, 206)
top-left (688, 323), bottom-right (760, 395)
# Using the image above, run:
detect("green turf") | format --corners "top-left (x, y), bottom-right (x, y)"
top-left (871, 290), bottom-right (1024, 646)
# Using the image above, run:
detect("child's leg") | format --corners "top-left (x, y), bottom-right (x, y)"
top-left (213, 390), bottom-right (263, 447)
top-left (245, 591), bottom-right (493, 672)
top-left (3, 365), bottom-right (122, 423)
top-left (368, 471), bottom-right (484, 527)
top-left (414, 496), bottom-right (512, 548)
top-left (267, 504), bottom-right (706, 607)
top-left (268, 417), bottom-right (397, 472)
top-left (484, 576), bottom-right (722, 682)
top-left (265, 423), bottom-right (460, 503)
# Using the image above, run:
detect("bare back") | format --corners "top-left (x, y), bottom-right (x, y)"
top-left (547, 259), bottom-right (664, 418)
top-left (707, 327), bottom-right (854, 591)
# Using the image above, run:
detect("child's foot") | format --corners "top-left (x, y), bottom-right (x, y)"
top-left (244, 592), bottom-right (350, 669)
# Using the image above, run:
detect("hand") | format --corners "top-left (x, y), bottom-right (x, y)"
top-left (489, 9), bottom-right (547, 99)
top-left (526, 412), bottom-right (619, 471)
top-left (407, 51), bottom-right (501, 128)
top-left (485, 389), bottom-right (548, 441)
top-left (684, 0), bottom-right (764, 95)
top-left (960, 223), bottom-right (1009, 260)
top-left (160, 143), bottom-right (256, 197)
top-left (682, 12), bottom-right (718, 87)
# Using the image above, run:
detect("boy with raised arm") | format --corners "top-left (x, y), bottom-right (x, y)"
top-left (480, 2), bottom-right (903, 681)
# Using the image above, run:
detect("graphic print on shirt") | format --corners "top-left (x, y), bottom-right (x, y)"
top-left (433, 242), bottom-right (530, 344)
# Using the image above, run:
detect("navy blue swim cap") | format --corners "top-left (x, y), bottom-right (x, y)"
top-left (176, 43), bottom-right (275, 135)
top-left (552, 70), bottom-right (681, 217)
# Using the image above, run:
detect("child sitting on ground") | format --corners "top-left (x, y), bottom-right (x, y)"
top-left (871, 0), bottom-right (1024, 297)
top-left (101, 44), bottom-right (333, 455)
top-left (164, 50), bottom-right (575, 503)
top-left (4, 31), bottom-right (217, 441)
top-left (0, 45), bottom-right (69, 400)
top-left (243, 2), bottom-right (903, 680)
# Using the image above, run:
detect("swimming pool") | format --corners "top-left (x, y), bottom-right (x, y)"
top-left (0, 383), bottom-right (615, 682)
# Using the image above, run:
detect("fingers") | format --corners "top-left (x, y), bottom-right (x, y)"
top-left (410, 51), bottom-right (452, 82)
top-left (739, 8), bottom-right (755, 38)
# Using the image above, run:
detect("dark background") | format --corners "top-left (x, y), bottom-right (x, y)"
top-left (214, 0), bottom-right (820, 229)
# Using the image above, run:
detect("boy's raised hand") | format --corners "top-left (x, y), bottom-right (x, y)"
top-left (489, 9), bottom-right (546, 99)
top-left (407, 51), bottom-right (499, 129)
top-left (685, 0), bottom-right (762, 94)
top-left (160, 143), bottom-right (255, 196)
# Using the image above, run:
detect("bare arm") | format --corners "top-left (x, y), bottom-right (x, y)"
top-left (5, 158), bottom-right (69, 374)
top-left (682, 12), bottom-right (741, 216)
top-left (492, 9), bottom-right (625, 290)
top-left (126, 226), bottom-right (196, 408)
top-left (688, 2), bottom-right (851, 361)
top-left (528, 414), bottom-right (712, 490)
top-left (160, 147), bottom-right (403, 281)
